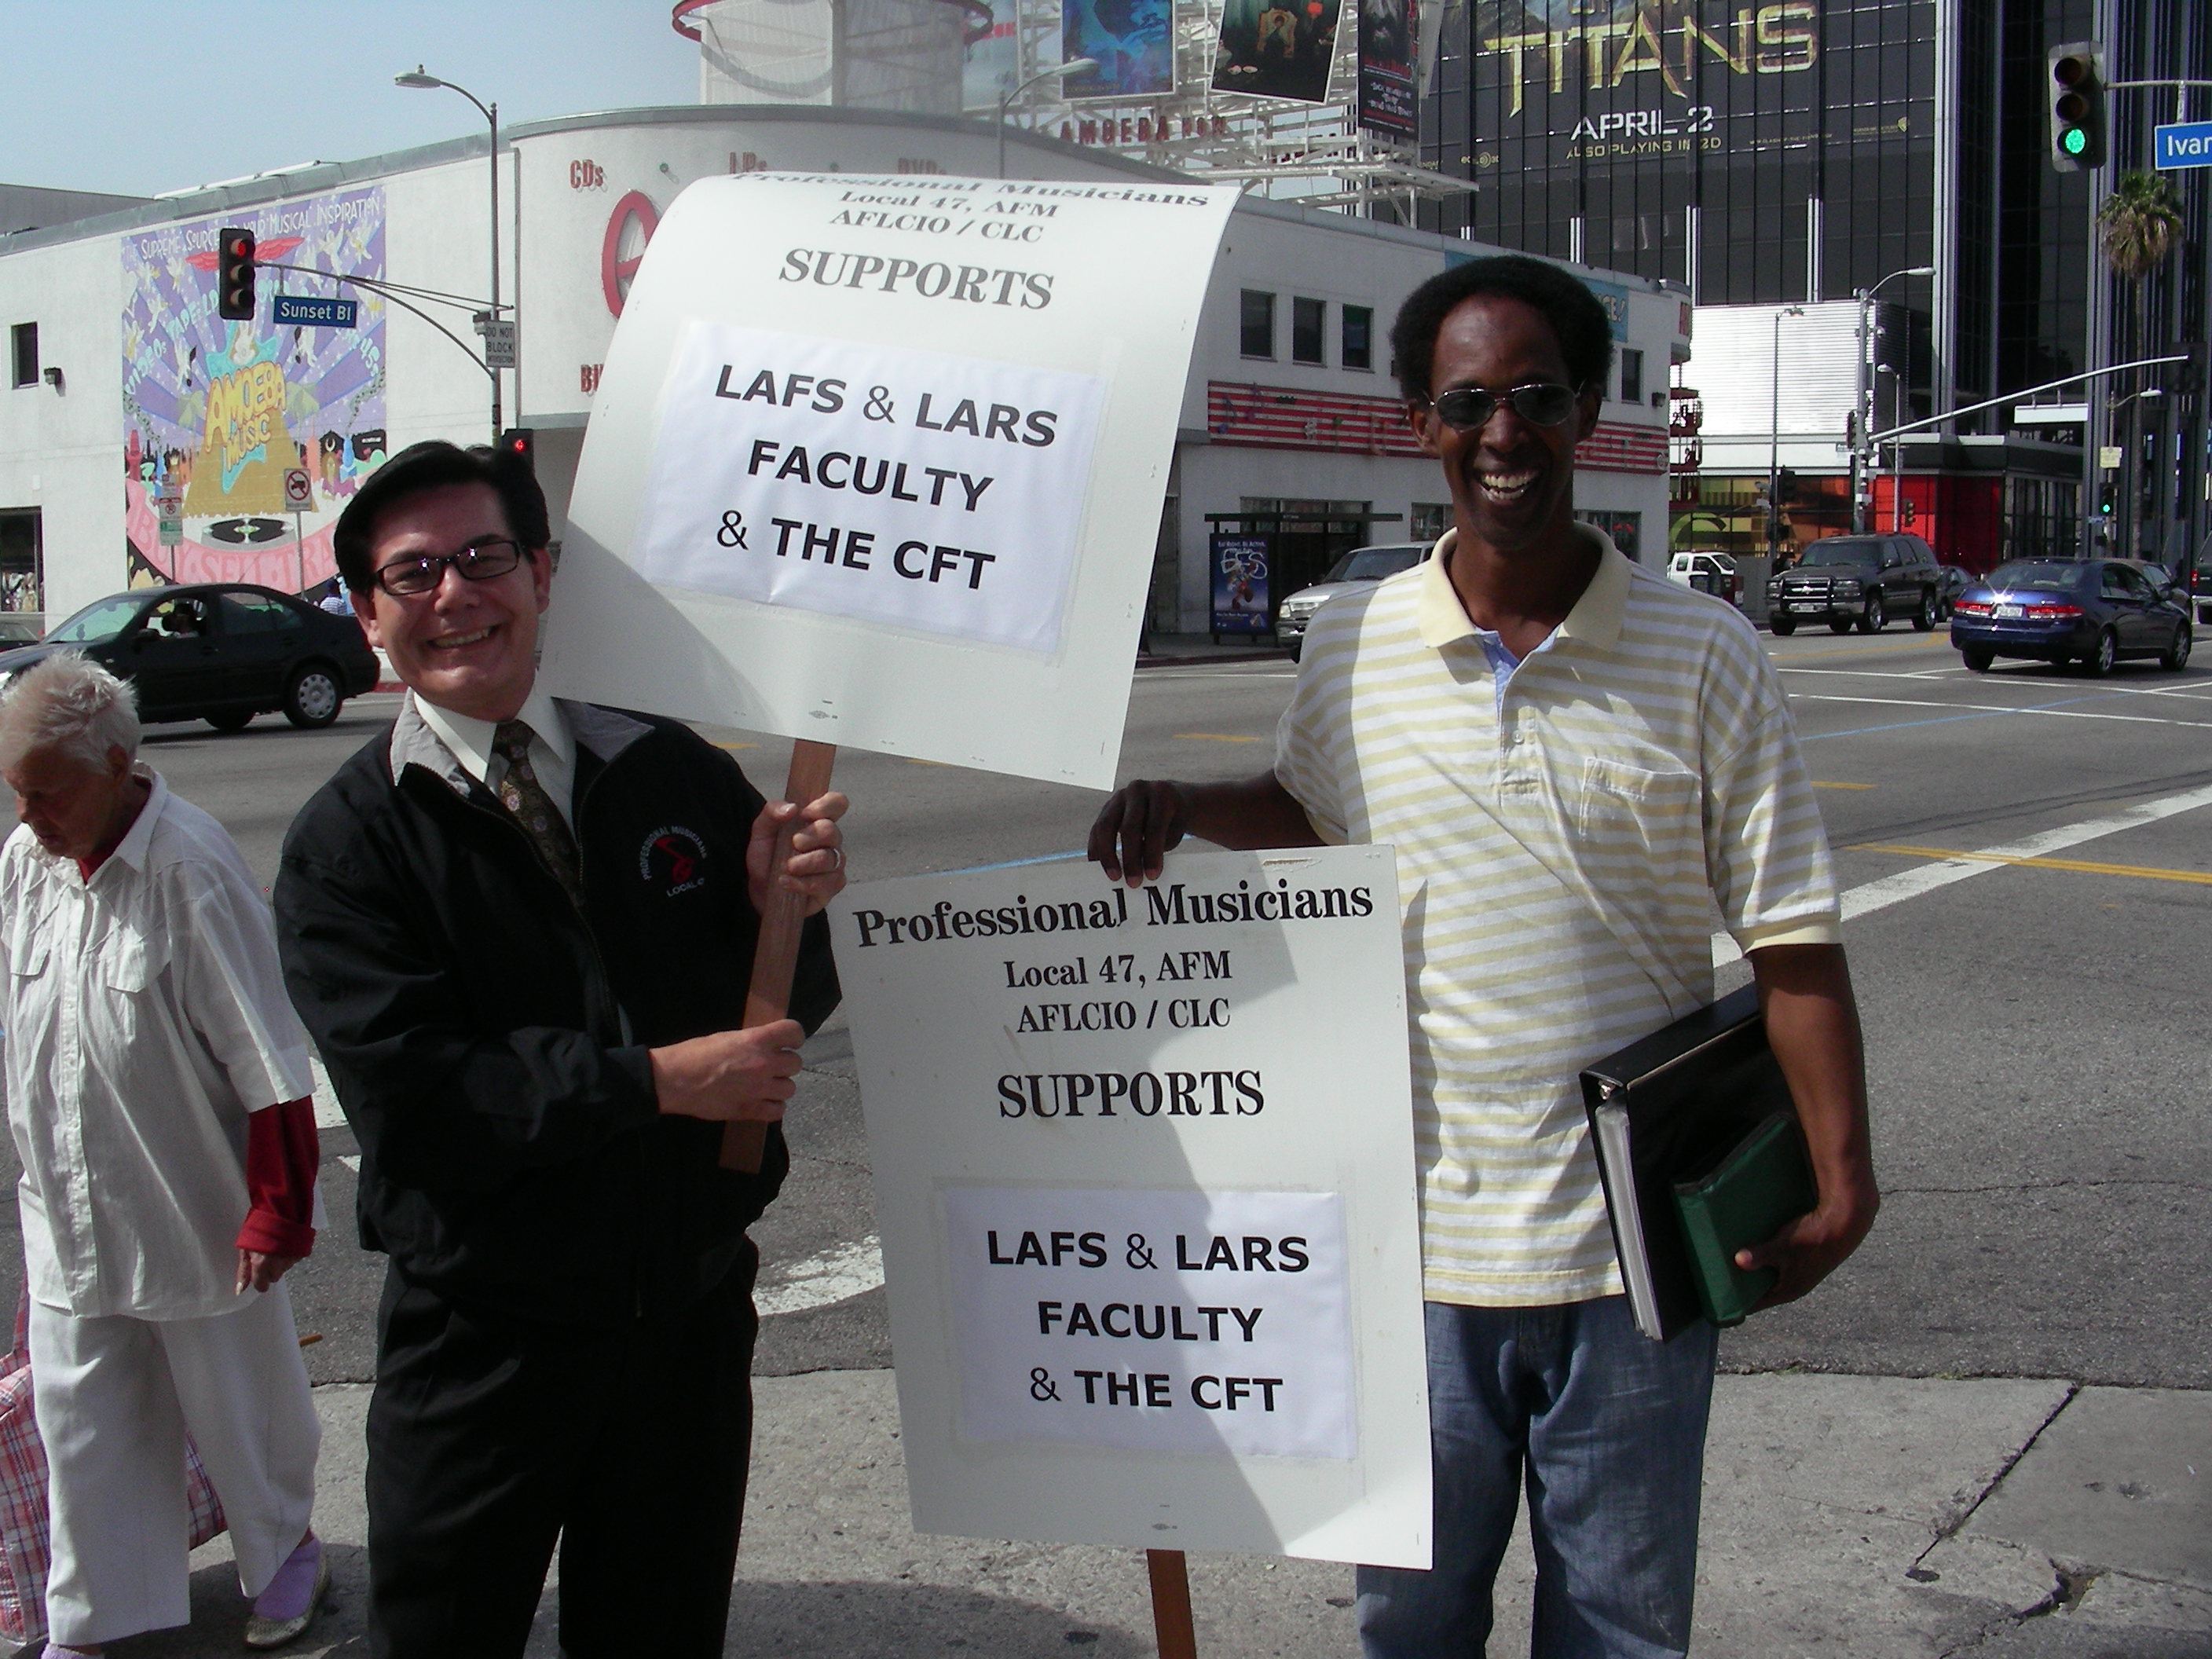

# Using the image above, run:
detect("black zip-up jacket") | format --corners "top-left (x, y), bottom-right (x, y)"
top-left (273, 698), bottom-right (838, 1325)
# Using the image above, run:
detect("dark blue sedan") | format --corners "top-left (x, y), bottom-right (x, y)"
top-left (1950, 558), bottom-right (2192, 676)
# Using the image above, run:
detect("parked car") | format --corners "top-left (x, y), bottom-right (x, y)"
top-left (1937, 564), bottom-right (1974, 618)
top-left (1666, 550), bottom-right (1741, 606)
top-left (1275, 542), bottom-right (1430, 661)
top-left (1949, 558), bottom-right (2192, 676)
top-left (0, 614), bottom-right (42, 648)
top-left (1768, 533), bottom-right (1945, 635)
top-left (0, 584), bottom-right (380, 731)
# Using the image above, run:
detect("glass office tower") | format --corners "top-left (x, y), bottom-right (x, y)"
top-left (1418, 0), bottom-right (2210, 568)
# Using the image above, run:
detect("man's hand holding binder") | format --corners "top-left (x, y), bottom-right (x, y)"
top-left (1737, 942), bottom-right (1881, 1309)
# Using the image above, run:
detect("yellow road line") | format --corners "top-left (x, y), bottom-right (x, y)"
top-left (1176, 732), bottom-right (1266, 742)
top-left (712, 741), bottom-right (759, 751)
top-left (1769, 635), bottom-right (1952, 661)
top-left (1813, 782), bottom-right (1877, 790)
top-left (1852, 843), bottom-right (2212, 886)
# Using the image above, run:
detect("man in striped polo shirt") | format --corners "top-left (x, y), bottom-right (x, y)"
top-left (1090, 255), bottom-right (1877, 1658)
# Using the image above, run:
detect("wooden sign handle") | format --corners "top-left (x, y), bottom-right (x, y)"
top-left (720, 738), bottom-right (840, 1173)
top-left (1147, 1550), bottom-right (1199, 1659)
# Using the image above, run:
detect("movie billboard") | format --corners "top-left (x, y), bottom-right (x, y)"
top-left (1210, 534), bottom-right (1273, 635)
top-left (121, 185), bottom-right (387, 590)
top-left (961, 0), bottom-right (1020, 110)
top-left (1357, 0), bottom-right (1419, 137)
top-left (1062, 0), bottom-right (1175, 99)
top-left (1211, 0), bottom-right (1342, 103)
top-left (1460, 0), bottom-right (1837, 180)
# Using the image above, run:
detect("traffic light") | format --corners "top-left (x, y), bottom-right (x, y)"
top-left (1776, 467), bottom-right (1799, 504)
top-left (498, 428), bottom-right (536, 473)
top-left (2048, 43), bottom-right (2105, 172)
top-left (215, 228), bottom-right (257, 321)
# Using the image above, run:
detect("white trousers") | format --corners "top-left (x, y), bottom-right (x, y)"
top-left (28, 1284), bottom-right (320, 1647)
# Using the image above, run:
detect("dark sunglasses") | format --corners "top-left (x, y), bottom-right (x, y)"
top-left (372, 537), bottom-right (529, 598)
top-left (1427, 382), bottom-right (1585, 431)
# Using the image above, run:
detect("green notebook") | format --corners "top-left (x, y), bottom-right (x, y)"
top-left (1670, 1111), bottom-right (1818, 1328)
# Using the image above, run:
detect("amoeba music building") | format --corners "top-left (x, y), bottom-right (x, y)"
top-left (0, 104), bottom-right (1683, 639)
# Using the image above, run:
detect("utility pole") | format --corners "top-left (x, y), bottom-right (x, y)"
top-left (1851, 268), bottom-right (1933, 533)
top-left (1767, 306), bottom-right (1804, 565)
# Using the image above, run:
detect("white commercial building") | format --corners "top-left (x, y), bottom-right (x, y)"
top-left (0, 104), bottom-right (1682, 638)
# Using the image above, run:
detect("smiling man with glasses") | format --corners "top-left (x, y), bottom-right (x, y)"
top-left (273, 441), bottom-right (848, 1657)
top-left (1090, 257), bottom-right (1876, 1658)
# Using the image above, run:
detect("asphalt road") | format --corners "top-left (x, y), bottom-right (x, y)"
top-left (3, 617), bottom-right (2207, 1395)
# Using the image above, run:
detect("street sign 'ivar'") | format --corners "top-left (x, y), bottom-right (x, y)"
top-left (2155, 121), bottom-right (2212, 170)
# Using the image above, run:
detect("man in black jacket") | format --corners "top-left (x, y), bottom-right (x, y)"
top-left (275, 441), bottom-right (846, 1658)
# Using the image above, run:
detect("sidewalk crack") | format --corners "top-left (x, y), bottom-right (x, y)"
top-left (1920, 1382), bottom-right (2080, 1551)
top-left (1933, 1562), bottom-right (2102, 1657)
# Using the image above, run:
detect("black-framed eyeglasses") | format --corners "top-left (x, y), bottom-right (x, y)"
top-left (372, 537), bottom-right (529, 598)
top-left (1427, 382), bottom-right (1585, 432)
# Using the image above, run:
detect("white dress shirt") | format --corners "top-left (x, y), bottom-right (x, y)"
top-left (1, 771), bottom-right (318, 1320)
top-left (414, 686), bottom-right (577, 826)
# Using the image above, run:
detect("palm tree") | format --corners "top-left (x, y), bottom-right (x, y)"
top-left (2095, 173), bottom-right (2187, 565)
top-left (2097, 171), bottom-right (2184, 280)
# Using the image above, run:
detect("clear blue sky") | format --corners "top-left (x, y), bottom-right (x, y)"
top-left (3, 1), bottom-right (700, 198)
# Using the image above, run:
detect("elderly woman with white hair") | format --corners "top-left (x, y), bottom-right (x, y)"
top-left (0, 653), bottom-right (327, 1654)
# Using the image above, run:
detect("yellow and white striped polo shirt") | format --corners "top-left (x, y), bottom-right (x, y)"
top-left (1276, 528), bottom-right (1840, 1306)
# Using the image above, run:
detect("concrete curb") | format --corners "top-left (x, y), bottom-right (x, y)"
top-left (79, 1368), bottom-right (2207, 1657)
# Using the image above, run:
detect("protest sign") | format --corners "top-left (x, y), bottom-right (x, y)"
top-left (541, 172), bottom-right (1239, 789)
top-left (833, 847), bottom-right (1430, 1567)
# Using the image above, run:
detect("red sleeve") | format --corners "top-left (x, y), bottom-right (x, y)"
top-left (237, 1097), bottom-right (319, 1259)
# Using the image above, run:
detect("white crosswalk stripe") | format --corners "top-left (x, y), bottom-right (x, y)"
top-left (1715, 778), bottom-right (2212, 966)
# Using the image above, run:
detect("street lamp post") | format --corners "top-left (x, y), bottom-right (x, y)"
top-left (397, 66), bottom-right (503, 439)
top-left (1767, 305), bottom-right (1805, 566)
top-left (997, 60), bottom-right (1097, 179)
top-left (1851, 266), bottom-right (1934, 533)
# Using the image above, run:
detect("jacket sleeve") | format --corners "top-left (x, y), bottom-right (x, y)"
top-left (274, 817), bottom-right (661, 1198)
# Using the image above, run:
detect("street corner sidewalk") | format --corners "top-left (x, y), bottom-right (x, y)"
top-left (1135, 632), bottom-right (1292, 668)
top-left (93, 1370), bottom-right (2212, 1659)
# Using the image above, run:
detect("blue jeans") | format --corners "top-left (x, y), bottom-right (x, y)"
top-left (1357, 1297), bottom-right (1718, 1659)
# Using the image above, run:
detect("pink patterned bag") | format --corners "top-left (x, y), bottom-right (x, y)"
top-left (0, 1285), bottom-right (228, 1645)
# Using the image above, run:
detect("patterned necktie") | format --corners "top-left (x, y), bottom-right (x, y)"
top-left (492, 720), bottom-right (583, 906)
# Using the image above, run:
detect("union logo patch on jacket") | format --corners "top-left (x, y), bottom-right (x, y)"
top-left (639, 826), bottom-right (709, 896)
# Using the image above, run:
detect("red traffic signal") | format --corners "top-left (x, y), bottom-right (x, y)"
top-left (498, 427), bottom-right (536, 472)
top-left (216, 228), bottom-right (257, 321)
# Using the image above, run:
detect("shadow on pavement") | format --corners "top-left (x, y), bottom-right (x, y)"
top-left (723, 1577), bottom-right (1147, 1657)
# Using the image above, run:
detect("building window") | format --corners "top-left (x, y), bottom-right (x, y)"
top-left (1575, 508), bottom-right (1643, 562)
top-left (1342, 306), bottom-right (1374, 371)
top-left (1292, 297), bottom-right (1326, 364)
top-left (1410, 502), bottom-right (1453, 542)
top-left (9, 324), bottom-right (35, 389)
top-left (1617, 347), bottom-right (1643, 405)
top-left (1240, 291), bottom-right (1276, 358)
top-left (0, 508), bottom-right (42, 613)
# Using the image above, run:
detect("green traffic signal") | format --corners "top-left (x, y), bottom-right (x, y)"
top-left (2046, 42), bottom-right (2104, 171)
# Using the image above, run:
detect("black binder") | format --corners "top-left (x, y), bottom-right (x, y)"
top-left (1578, 984), bottom-right (1809, 1342)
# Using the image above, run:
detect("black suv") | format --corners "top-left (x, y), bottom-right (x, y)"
top-left (1770, 534), bottom-right (1945, 635)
